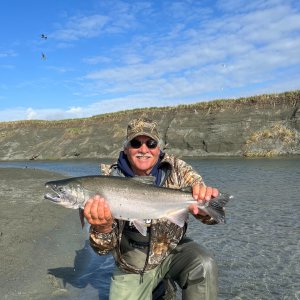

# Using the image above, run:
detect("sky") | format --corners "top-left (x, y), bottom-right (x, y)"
top-left (0, 0), bottom-right (300, 122)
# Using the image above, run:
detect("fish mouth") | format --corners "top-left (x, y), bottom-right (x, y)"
top-left (44, 185), bottom-right (62, 203)
top-left (44, 192), bottom-right (61, 203)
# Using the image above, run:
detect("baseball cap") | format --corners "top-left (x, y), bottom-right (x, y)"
top-left (127, 118), bottom-right (160, 142)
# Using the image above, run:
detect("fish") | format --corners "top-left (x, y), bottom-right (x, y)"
top-left (44, 175), bottom-right (232, 236)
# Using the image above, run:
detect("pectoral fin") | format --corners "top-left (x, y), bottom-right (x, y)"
top-left (165, 209), bottom-right (188, 228)
top-left (133, 219), bottom-right (148, 236)
top-left (79, 208), bottom-right (85, 228)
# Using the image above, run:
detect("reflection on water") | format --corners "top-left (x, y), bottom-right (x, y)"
top-left (1, 157), bottom-right (300, 299)
top-left (48, 241), bottom-right (114, 300)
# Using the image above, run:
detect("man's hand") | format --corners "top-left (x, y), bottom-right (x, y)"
top-left (189, 184), bottom-right (219, 216)
top-left (84, 195), bottom-right (113, 233)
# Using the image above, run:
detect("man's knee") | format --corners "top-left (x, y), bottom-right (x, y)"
top-left (202, 254), bottom-right (218, 278)
top-left (178, 247), bottom-right (218, 289)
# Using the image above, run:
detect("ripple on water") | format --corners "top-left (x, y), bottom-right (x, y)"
top-left (1, 158), bottom-right (299, 299)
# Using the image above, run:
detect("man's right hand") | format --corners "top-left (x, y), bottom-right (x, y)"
top-left (84, 195), bottom-right (113, 233)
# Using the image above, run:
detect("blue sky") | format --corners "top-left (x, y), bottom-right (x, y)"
top-left (0, 0), bottom-right (300, 121)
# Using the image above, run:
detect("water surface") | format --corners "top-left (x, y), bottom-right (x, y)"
top-left (1, 158), bottom-right (299, 299)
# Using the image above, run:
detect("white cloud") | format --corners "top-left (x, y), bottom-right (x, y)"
top-left (0, 64), bottom-right (15, 70)
top-left (0, 93), bottom-right (190, 122)
top-left (51, 15), bottom-right (109, 41)
top-left (0, 50), bottom-right (18, 58)
top-left (1, 0), bottom-right (300, 122)
top-left (77, 0), bottom-right (300, 104)
top-left (26, 108), bottom-right (38, 120)
top-left (50, 1), bottom-right (143, 43)
top-left (46, 66), bottom-right (73, 73)
top-left (82, 55), bottom-right (112, 65)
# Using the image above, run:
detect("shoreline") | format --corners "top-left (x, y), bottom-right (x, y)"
top-left (0, 168), bottom-right (91, 299)
top-left (1, 154), bottom-right (300, 164)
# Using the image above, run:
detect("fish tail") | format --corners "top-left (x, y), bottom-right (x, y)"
top-left (200, 193), bottom-right (233, 224)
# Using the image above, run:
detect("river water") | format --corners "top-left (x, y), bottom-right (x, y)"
top-left (1, 157), bottom-right (299, 300)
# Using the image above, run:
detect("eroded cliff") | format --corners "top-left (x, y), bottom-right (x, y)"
top-left (0, 91), bottom-right (299, 160)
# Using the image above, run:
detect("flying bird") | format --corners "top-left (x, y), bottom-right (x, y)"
top-left (41, 34), bottom-right (48, 40)
top-left (41, 52), bottom-right (46, 60)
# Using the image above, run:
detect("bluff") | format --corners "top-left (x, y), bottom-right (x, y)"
top-left (0, 91), bottom-right (299, 161)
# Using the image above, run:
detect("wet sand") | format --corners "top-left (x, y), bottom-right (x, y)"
top-left (0, 168), bottom-right (91, 299)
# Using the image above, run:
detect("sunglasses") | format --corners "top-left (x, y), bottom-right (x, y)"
top-left (129, 138), bottom-right (158, 149)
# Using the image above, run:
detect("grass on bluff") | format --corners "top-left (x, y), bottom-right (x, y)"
top-left (243, 122), bottom-right (299, 157)
top-left (0, 90), bottom-right (299, 129)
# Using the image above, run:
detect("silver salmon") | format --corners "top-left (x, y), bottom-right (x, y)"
top-left (44, 175), bottom-right (232, 236)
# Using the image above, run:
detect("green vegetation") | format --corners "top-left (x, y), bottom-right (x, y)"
top-left (0, 90), bottom-right (299, 128)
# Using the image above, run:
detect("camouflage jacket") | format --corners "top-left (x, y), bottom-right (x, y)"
top-left (89, 153), bottom-right (217, 274)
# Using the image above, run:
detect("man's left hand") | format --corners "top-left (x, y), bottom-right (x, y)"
top-left (189, 184), bottom-right (219, 215)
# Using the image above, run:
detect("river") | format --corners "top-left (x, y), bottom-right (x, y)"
top-left (1, 157), bottom-right (299, 300)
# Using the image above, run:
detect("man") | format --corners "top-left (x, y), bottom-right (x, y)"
top-left (84, 118), bottom-right (220, 299)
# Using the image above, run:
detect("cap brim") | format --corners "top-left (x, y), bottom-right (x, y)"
top-left (128, 132), bottom-right (159, 142)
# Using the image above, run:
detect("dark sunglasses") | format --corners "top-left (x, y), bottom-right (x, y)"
top-left (129, 138), bottom-right (158, 149)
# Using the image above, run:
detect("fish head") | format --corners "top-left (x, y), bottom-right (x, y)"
top-left (44, 178), bottom-right (85, 209)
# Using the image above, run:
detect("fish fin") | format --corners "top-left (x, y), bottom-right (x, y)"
top-left (166, 209), bottom-right (188, 227)
top-left (131, 176), bottom-right (156, 185)
top-left (201, 193), bottom-right (233, 224)
top-left (204, 206), bottom-right (226, 224)
top-left (79, 208), bottom-right (85, 228)
top-left (215, 193), bottom-right (233, 207)
top-left (133, 220), bottom-right (148, 236)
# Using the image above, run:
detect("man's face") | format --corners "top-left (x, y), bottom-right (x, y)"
top-left (124, 135), bottom-right (160, 176)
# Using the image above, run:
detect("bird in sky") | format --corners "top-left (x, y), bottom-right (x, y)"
top-left (41, 34), bottom-right (47, 40)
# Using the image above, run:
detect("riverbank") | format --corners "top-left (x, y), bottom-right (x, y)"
top-left (0, 168), bottom-right (89, 299)
top-left (0, 90), bottom-right (299, 160)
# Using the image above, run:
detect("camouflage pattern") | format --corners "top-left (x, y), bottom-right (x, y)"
top-left (89, 153), bottom-right (216, 274)
top-left (127, 117), bottom-right (160, 142)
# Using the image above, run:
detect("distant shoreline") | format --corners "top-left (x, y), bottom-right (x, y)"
top-left (1, 154), bottom-right (300, 165)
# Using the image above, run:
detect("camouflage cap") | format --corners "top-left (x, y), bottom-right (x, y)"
top-left (127, 118), bottom-right (160, 142)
